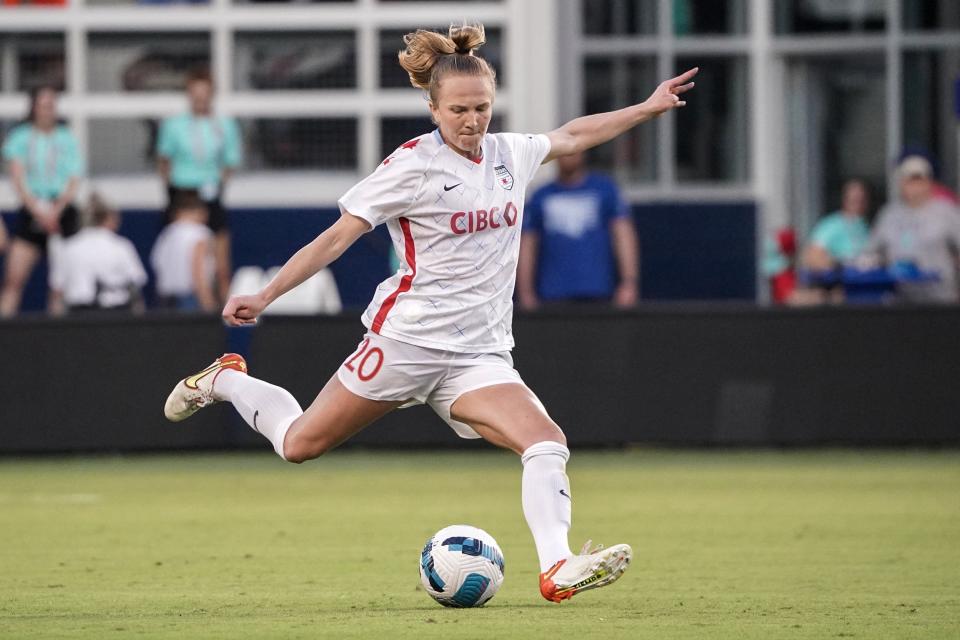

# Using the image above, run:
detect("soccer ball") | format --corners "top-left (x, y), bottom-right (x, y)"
top-left (419, 524), bottom-right (505, 607)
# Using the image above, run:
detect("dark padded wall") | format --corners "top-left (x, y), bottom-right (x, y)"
top-left (2, 306), bottom-right (957, 454)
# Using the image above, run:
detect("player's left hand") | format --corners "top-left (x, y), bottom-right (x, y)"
top-left (643, 67), bottom-right (698, 117)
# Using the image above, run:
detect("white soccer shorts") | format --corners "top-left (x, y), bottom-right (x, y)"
top-left (336, 332), bottom-right (527, 439)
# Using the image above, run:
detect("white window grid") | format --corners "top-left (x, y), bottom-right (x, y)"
top-left (566, 0), bottom-right (960, 210)
top-left (0, 0), bottom-right (537, 208)
top-left (0, 0), bottom-right (957, 218)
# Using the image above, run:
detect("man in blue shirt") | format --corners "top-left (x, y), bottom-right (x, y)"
top-left (517, 151), bottom-right (638, 309)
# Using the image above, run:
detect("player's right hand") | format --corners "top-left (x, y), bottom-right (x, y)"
top-left (643, 67), bottom-right (698, 116)
top-left (222, 293), bottom-right (266, 326)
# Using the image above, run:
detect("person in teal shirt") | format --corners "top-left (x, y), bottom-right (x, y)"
top-left (157, 69), bottom-right (241, 305)
top-left (1, 86), bottom-right (83, 317)
top-left (802, 178), bottom-right (871, 271)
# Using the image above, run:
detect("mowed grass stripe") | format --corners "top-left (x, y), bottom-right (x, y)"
top-left (0, 450), bottom-right (957, 639)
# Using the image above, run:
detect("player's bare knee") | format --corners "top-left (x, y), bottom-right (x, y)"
top-left (536, 417), bottom-right (566, 446)
top-left (550, 429), bottom-right (567, 447)
top-left (283, 432), bottom-right (331, 463)
top-left (283, 440), bottom-right (312, 464)
top-left (541, 425), bottom-right (566, 447)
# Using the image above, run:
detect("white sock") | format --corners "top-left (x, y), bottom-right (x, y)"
top-left (521, 441), bottom-right (573, 572)
top-left (214, 369), bottom-right (303, 460)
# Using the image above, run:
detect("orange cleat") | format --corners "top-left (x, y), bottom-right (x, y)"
top-left (539, 541), bottom-right (632, 603)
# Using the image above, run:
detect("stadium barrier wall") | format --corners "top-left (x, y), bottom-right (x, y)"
top-left (0, 202), bottom-right (756, 312)
top-left (1, 304), bottom-right (957, 454)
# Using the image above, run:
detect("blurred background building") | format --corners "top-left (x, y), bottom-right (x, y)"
top-left (0, 0), bottom-right (958, 304)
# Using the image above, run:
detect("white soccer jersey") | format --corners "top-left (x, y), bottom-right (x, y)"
top-left (339, 129), bottom-right (551, 353)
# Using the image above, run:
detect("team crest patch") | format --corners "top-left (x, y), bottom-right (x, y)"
top-left (494, 164), bottom-right (514, 191)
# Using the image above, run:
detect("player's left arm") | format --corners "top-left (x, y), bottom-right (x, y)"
top-left (544, 68), bottom-right (697, 163)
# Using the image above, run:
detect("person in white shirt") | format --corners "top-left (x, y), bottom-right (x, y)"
top-left (49, 194), bottom-right (146, 314)
top-left (150, 190), bottom-right (217, 312)
top-left (163, 24), bottom-right (696, 604)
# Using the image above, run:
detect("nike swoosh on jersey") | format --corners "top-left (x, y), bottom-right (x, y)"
top-left (444, 183), bottom-right (462, 191)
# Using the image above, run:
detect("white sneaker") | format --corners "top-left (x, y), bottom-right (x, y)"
top-left (539, 540), bottom-right (632, 602)
top-left (163, 353), bottom-right (247, 422)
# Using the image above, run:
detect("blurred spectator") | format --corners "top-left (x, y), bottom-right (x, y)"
top-left (762, 227), bottom-right (798, 304)
top-left (0, 86), bottom-right (83, 318)
top-left (861, 155), bottom-right (960, 303)
top-left (156, 68), bottom-right (241, 306)
top-left (802, 178), bottom-right (871, 272)
top-left (517, 151), bottom-right (639, 310)
top-left (897, 147), bottom-right (960, 206)
top-left (49, 193), bottom-right (147, 315)
top-left (150, 190), bottom-right (217, 312)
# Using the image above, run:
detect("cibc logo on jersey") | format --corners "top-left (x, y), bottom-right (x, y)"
top-left (450, 202), bottom-right (518, 235)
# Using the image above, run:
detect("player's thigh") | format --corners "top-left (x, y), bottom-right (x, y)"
top-left (450, 383), bottom-right (565, 455)
top-left (2, 240), bottom-right (40, 286)
top-left (285, 373), bottom-right (404, 459)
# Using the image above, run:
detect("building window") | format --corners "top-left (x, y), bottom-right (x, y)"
top-left (674, 55), bottom-right (749, 183)
top-left (0, 33), bottom-right (66, 93)
top-left (674, 0), bottom-right (747, 36)
top-left (774, 0), bottom-right (886, 34)
top-left (583, 55), bottom-right (658, 183)
top-left (233, 31), bottom-right (357, 91)
top-left (902, 49), bottom-right (960, 190)
top-left (241, 118), bottom-right (358, 170)
top-left (583, 0), bottom-right (658, 36)
top-left (87, 32), bottom-right (210, 93)
top-left (902, 0), bottom-right (960, 31)
top-left (783, 55), bottom-right (886, 234)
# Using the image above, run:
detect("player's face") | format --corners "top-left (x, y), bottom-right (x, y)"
top-left (430, 74), bottom-right (494, 160)
top-left (32, 89), bottom-right (57, 130)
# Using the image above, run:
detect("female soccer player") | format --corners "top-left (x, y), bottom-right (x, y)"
top-left (165, 24), bottom-right (696, 603)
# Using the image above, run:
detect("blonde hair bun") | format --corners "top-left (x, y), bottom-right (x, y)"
top-left (398, 23), bottom-right (495, 98)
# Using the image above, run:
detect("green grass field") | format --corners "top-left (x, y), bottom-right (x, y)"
top-left (1, 450), bottom-right (958, 639)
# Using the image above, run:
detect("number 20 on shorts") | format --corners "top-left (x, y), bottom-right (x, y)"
top-left (344, 338), bottom-right (384, 381)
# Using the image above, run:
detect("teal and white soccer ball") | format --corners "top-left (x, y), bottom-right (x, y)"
top-left (419, 524), bottom-right (505, 607)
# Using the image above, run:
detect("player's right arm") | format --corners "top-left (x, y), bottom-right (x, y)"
top-left (543, 68), bottom-right (697, 162)
top-left (222, 212), bottom-right (369, 326)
